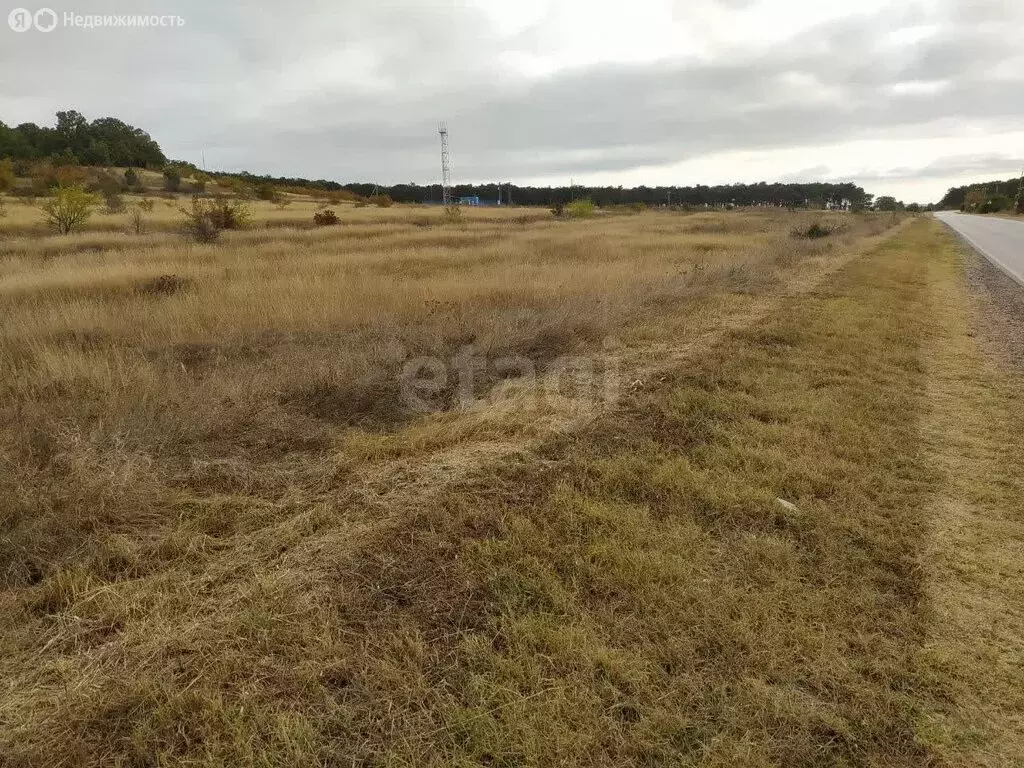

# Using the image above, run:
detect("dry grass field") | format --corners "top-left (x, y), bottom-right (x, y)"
top-left (0, 194), bottom-right (416, 234)
top-left (0, 204), bottom-right (1021, 766)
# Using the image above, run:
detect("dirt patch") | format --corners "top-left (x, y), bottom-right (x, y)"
top-left (282, 376), bottom-right (410, 428)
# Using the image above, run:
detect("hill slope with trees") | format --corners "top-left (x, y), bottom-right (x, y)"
top-left (0, 110), bottom-right (166, 169)
top-left (1, 110), bottom-right (878, 209)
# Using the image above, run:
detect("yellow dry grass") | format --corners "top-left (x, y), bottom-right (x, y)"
top-left (913, 229), bottom-right (1024, 765)
top-left (1, 208), bottom-right (882, 571)
top-left (5, 210), bottom-right (1020, 766)
top-left (0, 193), bottom-right (546, 235)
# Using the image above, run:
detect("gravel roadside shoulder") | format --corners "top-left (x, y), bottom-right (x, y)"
top-left (964, 247), bottom-right (1024, 371)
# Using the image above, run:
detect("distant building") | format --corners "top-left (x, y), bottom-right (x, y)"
top-left (458, 195), bottom-right (480, 206)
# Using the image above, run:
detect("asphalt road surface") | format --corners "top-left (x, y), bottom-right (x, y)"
top-left (935, 211), bottom-right (1024, 286)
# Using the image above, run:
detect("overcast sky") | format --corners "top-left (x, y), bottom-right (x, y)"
top-left (2, 0), bottom-right (1022, 202)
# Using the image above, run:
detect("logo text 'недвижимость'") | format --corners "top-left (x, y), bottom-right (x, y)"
top-left (8, 8), bottom-right (185, 32)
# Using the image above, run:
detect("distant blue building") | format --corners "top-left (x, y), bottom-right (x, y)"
top-left (458, 195), bottom-right (480, 206)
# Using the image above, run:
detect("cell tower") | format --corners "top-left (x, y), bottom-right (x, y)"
top-left (438, 121), bottom-right (452, 206)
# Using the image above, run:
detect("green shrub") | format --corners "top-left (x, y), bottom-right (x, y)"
top-left (979, 196), bottom-right (1011, 214)
top-left (41, 185), bottom-right (98, 234)
top-left (565, 198), bottom-right (596, 218)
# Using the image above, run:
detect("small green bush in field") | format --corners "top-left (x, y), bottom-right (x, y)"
top-left (566, 199), bottom-right (596, 218)
top-left (41, 185), bottom-right (98, 234)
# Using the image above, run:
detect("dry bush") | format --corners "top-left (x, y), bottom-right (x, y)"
top-left (180, 197), bottom-right (221, 243)
top-left (103, 191), bottom-right (126, 214)
top-left (180, 196), bottom-right (253, 242)
top-left (792, 220), bottom-right (841, 239)
top-left (313, 208), bottom-right (339, 226)
top-left (136, 274), bottom-right (192, 296)
top-left (127, 206), bottom-right (146, 235)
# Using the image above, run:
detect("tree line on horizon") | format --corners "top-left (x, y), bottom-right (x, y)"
top-left (336, 180), bottom-right (873, 209)
top-left (221, 173), bottom-right (875, 210)
top-left (0, 110), bottom-right (945, 210)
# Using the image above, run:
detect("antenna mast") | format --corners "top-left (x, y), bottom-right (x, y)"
top-left (438, 121), bottom-right (452, 206)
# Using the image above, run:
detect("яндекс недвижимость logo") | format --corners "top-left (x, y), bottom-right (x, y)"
top-left (8, 7), bottom-right (58, 32)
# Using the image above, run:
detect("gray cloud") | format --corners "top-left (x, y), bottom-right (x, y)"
top-left (1, 0), bottom-right (1021, 195)
top-left (854, 154), bottom-right (1022, 183)
top-left (780, 153), bottom-right (1022, 202)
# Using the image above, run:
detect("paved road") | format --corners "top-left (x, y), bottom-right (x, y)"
top-left (935, 211), bottom-right (1024, 286)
